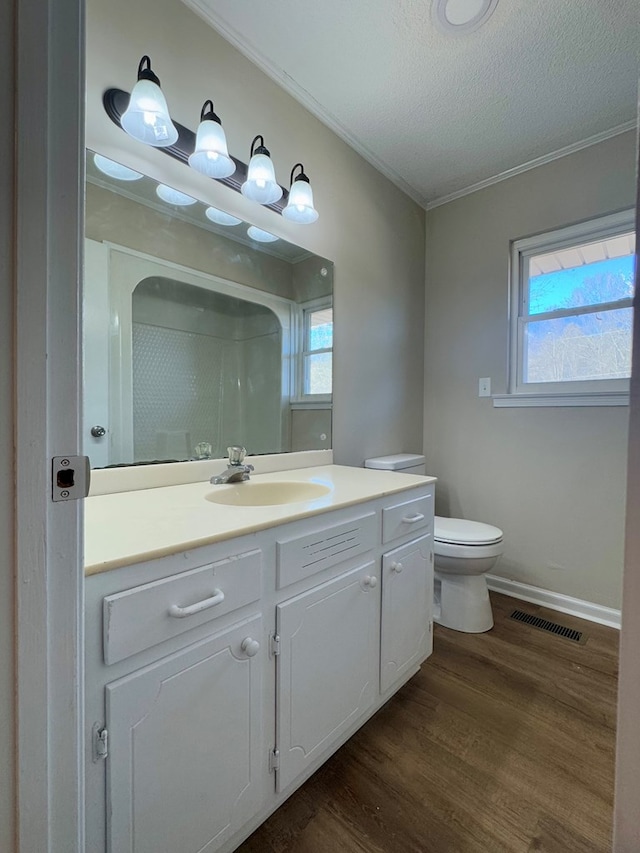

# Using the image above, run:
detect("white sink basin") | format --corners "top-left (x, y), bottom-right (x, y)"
top-left (205, 480), bottom-right (332, 507)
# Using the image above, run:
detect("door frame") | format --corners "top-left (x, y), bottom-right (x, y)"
top-left (14, 0), bottom-right (85, 850)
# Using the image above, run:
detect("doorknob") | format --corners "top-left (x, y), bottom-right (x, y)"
top-left (91, 425), bottom-right (106, 438)
top-left (241, 637), bottom-right (260, 657)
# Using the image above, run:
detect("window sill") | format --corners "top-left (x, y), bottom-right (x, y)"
top-left (290, 399), bottom-right (332, 410)
top-left (492, 392), bottom-right (629, 408)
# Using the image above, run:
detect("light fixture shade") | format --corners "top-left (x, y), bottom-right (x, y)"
top-left (205, 206), bottom-right (242, 226)
top-left (241, 136), bottom-right (282, 205)
top-left (155, 184), bottom-right (197, 205)
top-left (188, 101), bottom-right (236, 179)
top-left (120, 57), bottom-right (178, 147)
top-left (283, 178), bottom-right (319, 224)
top-left (247, 225), bottom-right (279, 243)
top-left (93, 154), bottom-right (143, 181)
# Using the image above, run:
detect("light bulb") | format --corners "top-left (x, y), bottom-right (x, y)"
top-left (241, 136), bottom-right (282, 205)
top-left (188, 100), bottom-right (236, 179)
top-left (120, 56), bottom-right (178, 148)
top-left (283, 164), bottom-right (319, 224)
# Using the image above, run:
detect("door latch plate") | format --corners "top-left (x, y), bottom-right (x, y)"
top-left (52, 455), bottom-right (91, 501)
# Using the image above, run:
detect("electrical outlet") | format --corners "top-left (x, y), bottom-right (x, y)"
top-left (478, 377), bottom-right (491, 397)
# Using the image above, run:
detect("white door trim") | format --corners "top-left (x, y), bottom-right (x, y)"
top-left (15, 0), bottom-right (85, 850)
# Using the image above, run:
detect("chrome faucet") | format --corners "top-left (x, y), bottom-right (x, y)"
top-left (210, 446), bottom-right (254, 485)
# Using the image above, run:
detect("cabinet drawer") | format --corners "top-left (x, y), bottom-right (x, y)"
top-left (382, 491), bottom-right (433, 543)
top-left (276, 512), bottom-right (376, 589)
top-left (103, 549), bottom-right (261, 665)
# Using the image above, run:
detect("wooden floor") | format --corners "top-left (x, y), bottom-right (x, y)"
top-left (237, 592), bottom-right (619, 853)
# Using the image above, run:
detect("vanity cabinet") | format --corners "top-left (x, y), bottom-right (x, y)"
top-left (85, 481), bottom-right (435, 853)
top-left (105, 615), bottom-right (263, 853)
top-left (275, 560), bottom-right (380, 792)
top-left (381, 534), bottom-right (433, 693)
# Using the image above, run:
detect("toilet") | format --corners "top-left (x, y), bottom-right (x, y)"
top-left (433, 516), bottom-right (503, 633)
top-left (363, 454), bottom-right (503, 634)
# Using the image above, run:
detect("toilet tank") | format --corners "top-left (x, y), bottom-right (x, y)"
top-left (364, 453), bottom-right (426, 476)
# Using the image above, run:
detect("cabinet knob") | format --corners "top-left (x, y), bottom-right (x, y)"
top-left (391, 561), bottom-right (404, 573)
top-left (241, 637), bottom-right (260, 657)
top-left (361, 575), bottom-right (377, 590)
top-left (91, 425), bottom-right (106, 438)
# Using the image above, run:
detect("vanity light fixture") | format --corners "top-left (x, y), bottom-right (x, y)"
top-left (247, 225), bottom-right (279, 243)
top-left (120, 56), bottom-right (179, 147)
top-left (188, 100), bottom-right (236, 179)
top-left (156, 184), bottom-right (197, 205)
top-left (93, 153), bottom-right (143, 181)
top-left (282, 163), bottom-right (319, 224)
top-left (104, 63), bottom-right (320, 223)
top-left (241, 136), bottom-right (283, 205)
top-left (205, 206), bottom-right (242, 226)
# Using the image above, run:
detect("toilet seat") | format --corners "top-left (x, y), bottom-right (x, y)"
top-left (434, 516), bottom-right (503, 546)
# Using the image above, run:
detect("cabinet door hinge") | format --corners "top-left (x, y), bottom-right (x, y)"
top-left (429, 551), bottom-right (433, 563)
top-left (92, 724), bottom-right (108, 762)
top-left (269, 747), bottom-right (280, 773)
top-left (270, 634), bottom-right (281, 657)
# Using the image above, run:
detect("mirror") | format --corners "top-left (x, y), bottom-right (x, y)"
top-left (84, 151), bottom-right (333, 468)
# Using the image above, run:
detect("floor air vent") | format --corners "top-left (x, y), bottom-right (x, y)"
top-left (509, 609), bottom-right (586, 644)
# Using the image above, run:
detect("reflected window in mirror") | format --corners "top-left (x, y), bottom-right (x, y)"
top-left (84, 150), bottom-right (334, 467)
top-left (300, 300), bottom-right (333, 399)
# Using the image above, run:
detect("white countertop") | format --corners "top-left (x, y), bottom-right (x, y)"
top-left (85, 464), bottom-right (436, 575)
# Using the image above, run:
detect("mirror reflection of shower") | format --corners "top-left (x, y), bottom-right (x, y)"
top-left (131, 276), bottom-right (284, 462)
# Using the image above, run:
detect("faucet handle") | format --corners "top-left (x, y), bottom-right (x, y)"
top-left (227, 445), bottom-right (247, 466)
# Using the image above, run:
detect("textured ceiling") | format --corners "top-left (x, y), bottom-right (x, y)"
top-left (182, 0), bottom-right (639, 207)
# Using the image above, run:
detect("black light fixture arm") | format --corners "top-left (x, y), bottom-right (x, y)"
top-left (290, 162), bottom-right (310, 185)
top-left (200, 99), bottom-right (222, 125)
top-left (102, 87), bottom-right (289, 213)
top-left (250, 134), bottom-right (270, 158)
top-left (137, 55), bottom-right (161, 86)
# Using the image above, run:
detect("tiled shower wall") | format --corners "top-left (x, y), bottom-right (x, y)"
top-left (132, 283), bottom-right (282, 461)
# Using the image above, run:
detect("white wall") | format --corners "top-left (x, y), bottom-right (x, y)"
top-left (0, 0), bottom-right (15, 845)
top-left (86, 0), bottom-right (426, 466)
top-left (424, 131), bottom-right (636, 608)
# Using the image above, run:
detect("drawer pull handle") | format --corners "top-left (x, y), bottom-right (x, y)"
top-left (402, 513), bottom-right (425, 524)
top-left (168, 589), bottom-right (225, 618)
top-left (361, 575), bottom-right (378, 590)
top-left (241, 637), bottom-right (260, 657)
top-left (391, 561), bottom-right (404, 573)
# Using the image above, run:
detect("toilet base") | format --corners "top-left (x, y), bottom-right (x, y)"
top-left (433, 572), bottom-right (494, 633)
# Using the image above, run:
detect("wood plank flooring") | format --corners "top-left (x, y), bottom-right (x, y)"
top-left (236, 592), bottom-right (619, 853)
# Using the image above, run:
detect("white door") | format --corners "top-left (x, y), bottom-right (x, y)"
top-left (276, 562), bottom-right (379, 793)
top-left (106, 615), bottom-right (263, 853)
top-left (380, 534), bottom-right (433, 693)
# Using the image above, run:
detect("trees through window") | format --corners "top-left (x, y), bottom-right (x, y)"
top-left (510, 211), bottom-right (636, 400)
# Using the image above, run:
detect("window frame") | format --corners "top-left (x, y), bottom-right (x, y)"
top-left (502, 209), bottom-right (636, 407)
top-left (293, 296), bottom-right (333, 405)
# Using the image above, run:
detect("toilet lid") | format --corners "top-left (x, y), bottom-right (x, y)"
top-left (434, 516), bottom-right (503, 546)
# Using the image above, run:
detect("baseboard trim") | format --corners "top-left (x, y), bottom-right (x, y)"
top-left (486, 575), bottom-right (621, 629)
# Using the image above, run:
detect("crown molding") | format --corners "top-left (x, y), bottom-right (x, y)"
top-left (181, 0), bottom-right (428, 208)
top-left (180, 2), bottom-right (636, 214)
top-left (425, 120), bottom-right (637, 209)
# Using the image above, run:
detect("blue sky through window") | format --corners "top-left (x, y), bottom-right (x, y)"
top-left (529, 255), bottom-right (635, 315)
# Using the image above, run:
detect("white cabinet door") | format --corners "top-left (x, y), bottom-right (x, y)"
top-left (105, 615), bottom-right (263, 853)
top-left (380, 534), bottom-right (433, 693)
top-left (276, 562), bottom-right (379, 793)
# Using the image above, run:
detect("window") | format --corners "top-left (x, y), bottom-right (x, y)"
top-left (299, 300), bottom-right (333, 399)
top-left (505, 210), bottom-right (636, 406)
